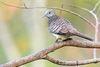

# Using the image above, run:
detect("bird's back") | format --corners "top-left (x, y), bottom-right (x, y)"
top-left (48, 15), bottom-right (77, 36)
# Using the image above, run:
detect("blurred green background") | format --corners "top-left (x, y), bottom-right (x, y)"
top-left (0, 0), bottom-right (100, 67)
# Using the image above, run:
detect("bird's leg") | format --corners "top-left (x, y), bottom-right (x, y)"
top-left (62, 38), bottom-right (72, 42)
top-left (55, 38), bottom-right (62, 43)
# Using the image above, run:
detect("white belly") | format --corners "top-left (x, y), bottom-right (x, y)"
top-left (52, 33), bottom-right (69, 40)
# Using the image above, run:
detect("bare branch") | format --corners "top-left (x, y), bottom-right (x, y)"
top-left (23, 3), bottom-right (27, 9)
top-left (84, 1), bottom-right (95, 6)
top-left (59, 4), bottom-right (63, 16)
top-left (0, 1), bottom-right (95, 28)
top-left (0, 1), bottom-right (45, 9)
top-left (93, 1), bottom-right (100, 59)
top-left (0, 1), bottom-right (27, 9)
top-left (92, 1), bottom-right (100, 12)
top-left (44, 55), bottom-right (100, 66)
top-left (61, 4), bottom-right (95, 28)
top-left (0, 40), bottom-right (100, 67)
top-left (96, 6), bottom-right (100, 15)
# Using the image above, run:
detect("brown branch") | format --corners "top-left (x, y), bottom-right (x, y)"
top-left (44, 55), bottom-right (100, 66)
top-left (0, 40), bottom-right (100, 67)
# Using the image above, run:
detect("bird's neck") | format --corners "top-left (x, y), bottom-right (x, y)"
top-left (48, 15), bottom-right (60, 22)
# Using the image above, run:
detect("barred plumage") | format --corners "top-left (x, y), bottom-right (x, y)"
top-left (43, 9), bottom-right (93, 41)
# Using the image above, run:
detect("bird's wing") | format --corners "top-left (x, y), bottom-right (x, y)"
top-left (55, 18), bottom-right (77, 35)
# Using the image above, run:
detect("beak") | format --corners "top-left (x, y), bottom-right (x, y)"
top-left (42, 14), bottom-right (46, 18)
top-left (42, 12), bottom-right (47, 18)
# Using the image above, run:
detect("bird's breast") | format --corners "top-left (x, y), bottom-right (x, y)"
top-left (48, 21), bottom-right (60, 32)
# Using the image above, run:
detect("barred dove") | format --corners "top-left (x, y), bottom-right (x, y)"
top-left (43, 9), bottom-right (93, 42)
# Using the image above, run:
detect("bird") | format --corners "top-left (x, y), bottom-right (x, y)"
top-left (42, 9), bottom-right (93, 42)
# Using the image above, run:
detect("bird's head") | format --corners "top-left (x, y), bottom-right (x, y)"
top-left (42, 9), bottom-right (55, 18)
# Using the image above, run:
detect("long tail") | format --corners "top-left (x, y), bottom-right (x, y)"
top-left (74, 32), bottom-right (93, 41)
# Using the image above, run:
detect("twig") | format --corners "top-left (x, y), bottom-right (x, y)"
top-left (0, 40), bottom-right (100, 67)
top-left (23, 3), bottom-right (27, 9)
top-left (59, 4), bottom-right (63, 16)
top-left (60, 4), bottom-right (95, 28)
top-left (96, 5), bottom-right (100, 15)
top-left (92, 1), bottom-right (100, 12)
top-left (0, 1), bottom-right (95, 28)
top-left (84, 1), bottom-right (95, 6)
top-left (44, 55), bottom-right (100, 66)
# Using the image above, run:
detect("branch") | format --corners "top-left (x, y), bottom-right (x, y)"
top-left (92, 1), bottom-right (100, 12)
top-left (0, 1), bottom-right (95, 28)
top-left (96, 4), bottom-right (100, 15)
top-left (61, 4), bottom-right (95, 28)
top-left (44, 55), bottom-right (100, 66)
top-left (84, 1), bottom-right (95, 6)
top-left (0, 40), bottom-right (100, 67)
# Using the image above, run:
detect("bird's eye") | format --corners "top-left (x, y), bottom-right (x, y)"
top-left (48, 12), bottom-right (51, 14)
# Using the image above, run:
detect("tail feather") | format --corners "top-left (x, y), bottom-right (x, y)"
top-left (74, 32), bottom-right (93, 41)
